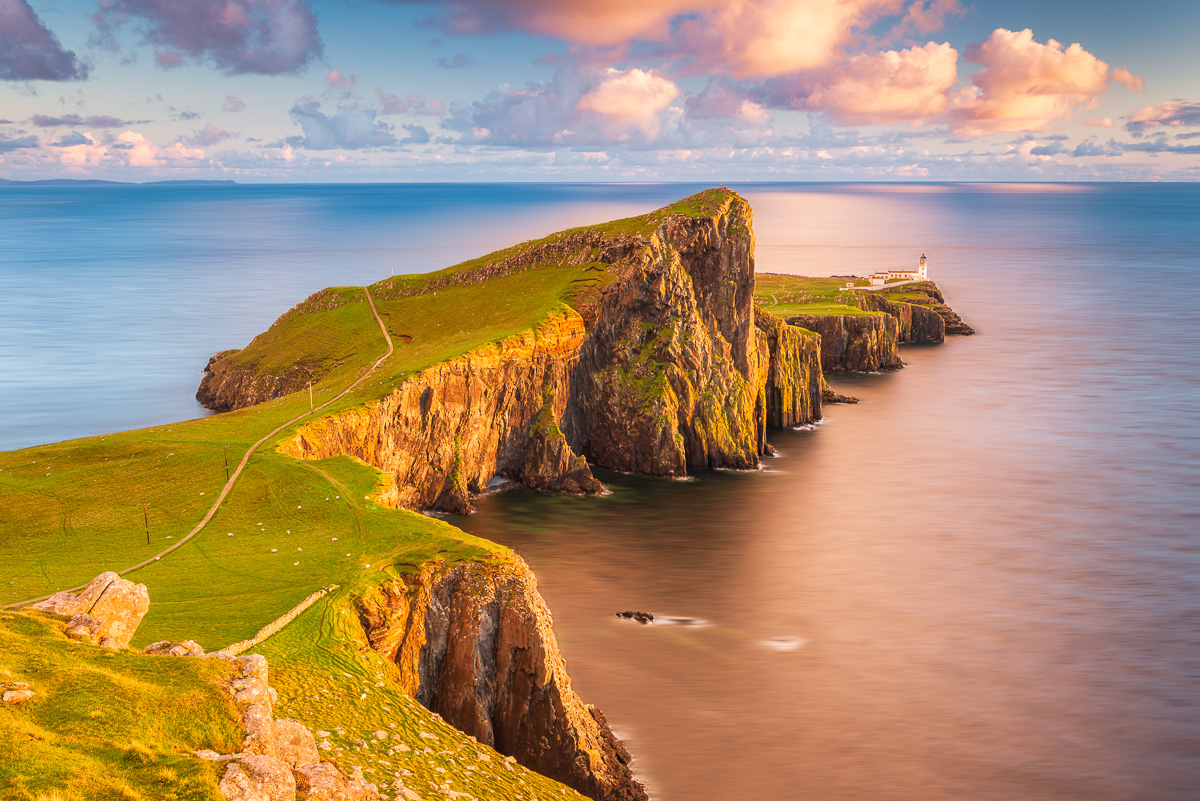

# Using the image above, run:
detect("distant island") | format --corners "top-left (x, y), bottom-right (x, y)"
top-left (0, 178), bottom-right (236, 186)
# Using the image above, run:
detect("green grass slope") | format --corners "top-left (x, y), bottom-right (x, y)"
top-left (0, 611), bottom-right (241, 801)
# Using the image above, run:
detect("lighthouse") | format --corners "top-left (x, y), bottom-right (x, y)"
top-left (917, 254), bottom-right (928, 280)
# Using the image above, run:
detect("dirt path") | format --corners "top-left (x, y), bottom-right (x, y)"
top-left (8, 285), bottom-right (395, 609)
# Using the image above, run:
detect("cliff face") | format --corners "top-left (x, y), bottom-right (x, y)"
top-left (788, 312), bottom-right (903, 372)
top-left (564, 203), bottom-right (771, 474)
top-left (355, 558), bottom-right (645, 801)
top-left (279, 308), bottom-right (600, 515)
top-left (755, 310), bottom-right (824, 427)
top-left (277, 191), bottom-right (823, 512)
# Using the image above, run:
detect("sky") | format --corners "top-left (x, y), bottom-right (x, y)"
top-left (1, 0), bottom-right (1198, 182)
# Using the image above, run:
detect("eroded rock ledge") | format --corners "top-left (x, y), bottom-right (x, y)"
top-left (355, 557), bottom-right (645, 801)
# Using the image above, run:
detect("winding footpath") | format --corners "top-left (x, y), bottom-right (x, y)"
top-left (7, 286), bottom-right (395, 609)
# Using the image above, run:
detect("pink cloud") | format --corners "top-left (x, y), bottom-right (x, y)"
top-left (95, 0), bottom-right (321, 75)
top-left (185, 123), bottom-right (233, 147)
top-left (375, 88), bottom-right (447, 116)
top-left (54, 130), bottom-right (204, 168)
top-left (576, 68), bottom-right (680, 139)
top-left (804, 41), bottom-right (958, 125)
top-left (327, 69), bottom-right (356, 88)
top-left (409, 0), bottom-right (701, 47)
top-left (401, 1), bottom-right (954, 80)
top-left (675, 0), bottom-right (896, 80)
top-left (154, 49), bottom-right (184, 68)
top-left (953, 28), bottom-right (1144, 135)
top-left (0, 0), bottom-right (88, 80)
top-left (1126, 100), bottom-right (1200, 134)
top-left (222, 95), bottom-right (246, 112)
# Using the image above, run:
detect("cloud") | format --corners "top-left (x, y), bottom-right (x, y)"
top-left (95, 0), bottom-right (322, 75)
top-left (287, 100), bottom-right (397, 149)
top-left (30, 113), bottom-right (130, 127)
top-left (52, 131), bottom-right (92, 146)
top-left (396, 0), bottom-right (701, 46)
top-left (1126, 100), bottom-right (1200, 135)
top-left (674, 0), bottom-right (890, 80)
top-left (185, 123), bottom-right (233, 147)
top-left (0, 133), bottom-right (39, 152)
top-left (49, 130), bottom-right (204, 167)
top-left (222, 95), bottom-right (247, 112)
top-left (327, 69), bottom-right (356, 88)
top-left (686, 78), bottom-right (770, 124)
top-left (953, 28), bottom-right (1144, 135)
top-left (802, 41), bottom-right (957, 125)
top-left (0, 0), bottom-right (88, 81)
top-left (436, 53), bottom-right (478, 68)
top-left (375, 88), bottom-right (447, 116)
top-left (400, 123), bottom-right (430, 144)
top-left (445, 66), bottom-right (685, 146)
top-left (394, 1), bottom-right (956, 80)
top-left (576, 68), bottom-right (680, 139)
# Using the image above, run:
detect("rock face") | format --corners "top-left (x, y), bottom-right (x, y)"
top-left (279, 309), bottom-right (602, 515)
top-left (355, 558), bottom-right (645, 801)
top-left (788, 312), bottom-right (903, 372)
top-left (30, 571), bottom-right (149, 649)
top-left (787, 281), bottom-right (972, 373)
top-left (277, 190), bottom-right (823, 513)
top-left (755, 309), bottom-right (824, 427)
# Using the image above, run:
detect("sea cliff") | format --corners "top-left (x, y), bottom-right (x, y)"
top-left (355, 557), bottom-right (642, 801)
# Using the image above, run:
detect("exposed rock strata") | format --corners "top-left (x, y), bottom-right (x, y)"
top-left (355, 558), bottom-right (645, 801)
top-left (30, 571), bottom-right (149, 649)
top-left (755, 309), bottom-right (824, 427)
top-left (788, 312), bottom-right (903, 373)
top-left (279, 309), bottom-right (602, 515)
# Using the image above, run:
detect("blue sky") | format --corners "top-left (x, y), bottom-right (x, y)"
top-left (1, 0), bottom-right (1197, 181)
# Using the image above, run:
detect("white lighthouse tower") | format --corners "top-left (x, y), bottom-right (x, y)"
top-left (917, 254), bottom-right (928, 280)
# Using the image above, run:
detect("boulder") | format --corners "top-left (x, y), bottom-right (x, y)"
top-left (275, 719), bottom-right (321, 768)
top-left (2, 683), bottom-right (35, 704)
top-left (31, 571), bottom-right (149, 649)
top-left (143, 639), bottom-right (206, 657)
top-left (219, 755), bottom-right (297, 801)
top-left (294, 762), bottom-right (379, 801)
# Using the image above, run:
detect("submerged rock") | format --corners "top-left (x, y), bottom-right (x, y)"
top-left (614, 611), bottom-right (654, 625)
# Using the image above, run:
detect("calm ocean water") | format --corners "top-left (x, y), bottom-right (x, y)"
top-left (3, 183), bottom-right (1199, 800)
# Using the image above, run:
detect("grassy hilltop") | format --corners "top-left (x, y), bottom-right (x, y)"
top-left (0, 190), bottom-right (741, 801)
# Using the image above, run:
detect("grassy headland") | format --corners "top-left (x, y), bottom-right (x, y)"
top-left (0, 191), bottom-right (745, 801)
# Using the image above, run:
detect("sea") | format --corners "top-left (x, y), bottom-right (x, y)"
top-left (2, 182), bottom-right (1198, 800)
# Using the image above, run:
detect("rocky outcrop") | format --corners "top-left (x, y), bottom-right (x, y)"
top-left (857, 293), bottom-right (946, 343)
top-left (30, 571), bottom-right (149, 649)
top-left (355, 558), bottom-right (645, 801)
top-left (143, 639), bottom-right (207, 657)
top-left (788, 312), bottom-right (902, 372)
top-left (874, 282), bottom-right (975, 336)
top-left (211, 653), bottom-right (381, 801)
